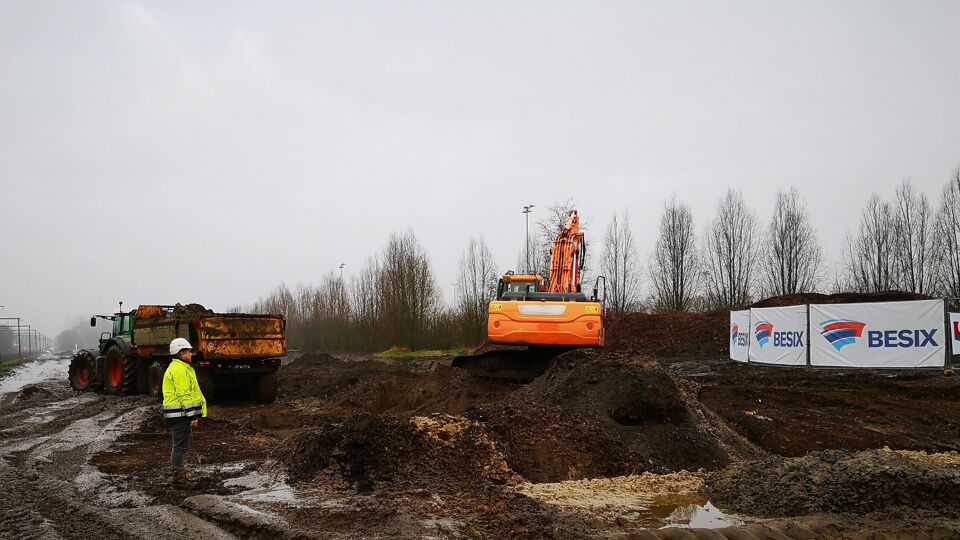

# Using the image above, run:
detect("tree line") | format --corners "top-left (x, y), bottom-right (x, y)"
top-left (247, 167), bottom-right (960, 352)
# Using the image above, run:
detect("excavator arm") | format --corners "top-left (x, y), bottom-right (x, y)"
top-left (547, 210), bottom-right (585, 293)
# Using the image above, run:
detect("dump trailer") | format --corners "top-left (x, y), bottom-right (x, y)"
top-left (68, 303), bottom-right (286, 402)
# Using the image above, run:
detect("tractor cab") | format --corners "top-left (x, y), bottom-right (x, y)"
top-left (90, 302), bottom-right (137, 345)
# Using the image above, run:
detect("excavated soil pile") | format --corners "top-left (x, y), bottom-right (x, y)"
top-left (706, 449), bottom-right (960, 517)
top-left (276, 413), bottom-right (517, 492)
top-left (498, 350), bottom-right (760, 475)
top-left (465, 402), bottom-right (631, 483)
top-left (604, 310), bottom-right (729, 357)
top-left (170, 302), bottom-right (215, 318)
top-left (279, 353), bottom-right (512, 419)
top-left (751, 290), bottom-right (931, 308)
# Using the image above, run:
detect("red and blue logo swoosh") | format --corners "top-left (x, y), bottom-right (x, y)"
top-left (819, 319), bottom-right (866, 351)
top-left (754, 321), bottom-right (773, 348)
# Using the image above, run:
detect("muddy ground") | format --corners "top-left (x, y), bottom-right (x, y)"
top-left (2, 339), bottom-right (960, 538)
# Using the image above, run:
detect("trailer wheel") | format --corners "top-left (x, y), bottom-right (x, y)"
top-left (68, 351), bottom-right (96, 392)
top-left (252, 372), bottom-right (278, 403)
top-left (103, 345), bottom-right (137, 395)
top-left (196, 368), bottom-right (216, 403)
top-left (147, 361), bottom-right (166, 400)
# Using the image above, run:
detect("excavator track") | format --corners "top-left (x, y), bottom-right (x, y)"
top-left (450, 348), bottom-right (561, 384)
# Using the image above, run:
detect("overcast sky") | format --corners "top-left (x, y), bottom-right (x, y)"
top-left (2, 1), bottom-right (959, 339)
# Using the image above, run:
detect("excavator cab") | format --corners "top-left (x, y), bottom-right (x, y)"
top-left (496, 273), bottom-right (543, 298)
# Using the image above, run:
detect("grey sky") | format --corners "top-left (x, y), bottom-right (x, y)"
top-left (2, 1), bottom-right (959, 338)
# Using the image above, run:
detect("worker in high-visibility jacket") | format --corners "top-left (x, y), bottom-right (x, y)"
top-left (163, 337), bottom-right (207, 489)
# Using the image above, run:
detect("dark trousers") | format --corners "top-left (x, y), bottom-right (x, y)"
top-left (170, 421), bottom-right (192, 471)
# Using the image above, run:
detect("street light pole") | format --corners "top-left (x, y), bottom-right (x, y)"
top-left (522, 205), bottom-right (535, 274)
top-left (339, 263), bottom-right (345, 282)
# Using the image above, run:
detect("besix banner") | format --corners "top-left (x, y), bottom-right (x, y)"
top-left (810, 300), bottom-right (945, 368)
top-left (748, 305), bottom-right (807, 366)
top-left (729, 310), bottom-right (750, 363)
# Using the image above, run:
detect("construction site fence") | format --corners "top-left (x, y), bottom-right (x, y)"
top-left (729, 299), bottom-right (955, 369)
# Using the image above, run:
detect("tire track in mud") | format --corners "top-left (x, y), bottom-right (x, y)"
top-left (0, 382), bottom-right (242, 539)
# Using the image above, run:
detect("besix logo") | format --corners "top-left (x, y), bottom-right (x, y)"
top-left (819, 319), bottom-right (866, 351)
top-left (730, 324), bottom-right (747, 347)
top-left (820, 319), bottom-right (938, 350)
top-left (754, 321), bottom-right (773, 348)
top-left (753, 321), bottom-right (803, 348)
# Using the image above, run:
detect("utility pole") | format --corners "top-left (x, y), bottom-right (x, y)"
top-left (522, 204), bottom-right (535, 274)
top-left (0, 318), bottom-right (21, 359)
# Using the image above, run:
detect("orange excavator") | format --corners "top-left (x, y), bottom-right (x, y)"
top-left (453, 209), bottom-right (605, 381)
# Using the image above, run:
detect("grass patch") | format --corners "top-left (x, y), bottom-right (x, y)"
top-left (373, 347), bottom-right (470, 359)
top-left (0, 356), bottom-right (30, 375)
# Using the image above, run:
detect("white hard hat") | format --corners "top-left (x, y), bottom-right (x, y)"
top-left (169, 338), bottom-right (194, 356)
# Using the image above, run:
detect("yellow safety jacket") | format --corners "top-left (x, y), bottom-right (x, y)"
top-left (162, 358), bottom-right (207, 427)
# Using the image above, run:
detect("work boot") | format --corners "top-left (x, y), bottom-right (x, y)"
top-left (172, 469), bottom-right (193, 490)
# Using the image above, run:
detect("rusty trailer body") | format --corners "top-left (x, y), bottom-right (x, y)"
top-left (133, 312), bottom-right (286, 360)
top-left (68, 304), bottom-right (287, 402)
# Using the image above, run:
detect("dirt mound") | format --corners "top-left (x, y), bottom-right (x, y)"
top-left (706, 449), bottom-right (960, 517)
top-left (605, 310), bottom-right (728, 357)
top-left (509, 350), bottom-right (761, 473)
top-left (279, 354), bottom-right (513, 420)
top-left (171, 303), bottom-right (215, 318)
top-left (465, 402), bottom-right (631, 483)
top-left (751, 290), bottom-right (931, 308)
top-left (13, 385), bottom-right (54, 403)
top-left (276, 413), bottom-right (517, 492)
top-left (278, 355), bottom-right (424, 405)
top-left (288, 352), bottom-right (345, 367)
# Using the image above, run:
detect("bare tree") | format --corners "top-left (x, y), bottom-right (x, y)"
top-left (649, 197), bottom-right (701, 311)
top-left (601, 211), bottom-right (641, 315)
top-left (844, 195), bottom-right (895, 292)
top-left (350, 256), bottom-right (382, 345)
top-left (934, 168), bottom-right (960, 297)
top-left (703, 190), bottom-right (759, 308)
top-left (379, 230), bottom-right (443, 349)
top-left (892, 180), bottom-right (934, 294)
top-left (455, 237), bottom-right (499, 344)
top-left (534, 199), bottom-right (582, 281)
top-left (761, 187), bottom-right (823, 296)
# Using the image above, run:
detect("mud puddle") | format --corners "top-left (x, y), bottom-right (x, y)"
top-left (654, 499), bottom-right (744, 529)
top-left (518, 472), bottom-right (747, 530)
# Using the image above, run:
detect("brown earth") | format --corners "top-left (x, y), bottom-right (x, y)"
top-left (694, 358), bottom-right (960, 456)
top-left (7, 291), bottom-right (960, 538)
top-left (706, 448), bottom-right (960, 517)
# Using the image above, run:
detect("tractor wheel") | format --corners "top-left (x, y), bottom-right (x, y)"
top-left (252, 372), bottom-right (278, 403)
top-left (103, 345), bottom-right (137, 395)
top-left (68, 351), bottom-right (96, 392)
top-left (147, 361), bottom-right (166, 400)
